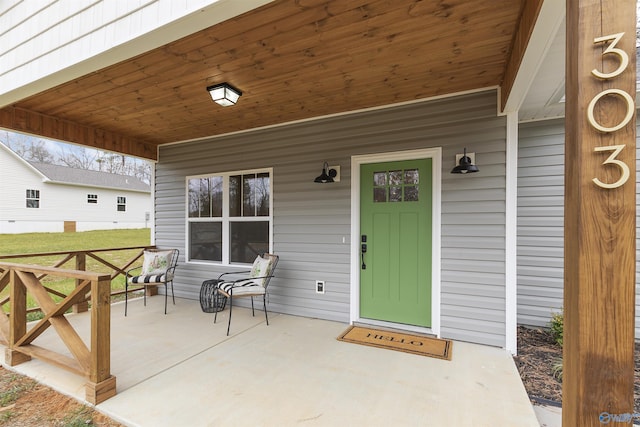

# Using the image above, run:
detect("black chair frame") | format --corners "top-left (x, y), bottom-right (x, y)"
top-left (125, 248), bottom-right (179, 316)
top-left (213, 253), bottom-right (279, 335)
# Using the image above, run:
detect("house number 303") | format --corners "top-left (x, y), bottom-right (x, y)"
top-left (588, 32), bottom-right (634, 189)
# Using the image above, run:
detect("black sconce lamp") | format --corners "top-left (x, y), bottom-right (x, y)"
top-left (314, 162), bottom-right (338, 183)
top-left (451, 148), bottom-right (479, 174)
top-left (206, 83), bottom-right (242, 106)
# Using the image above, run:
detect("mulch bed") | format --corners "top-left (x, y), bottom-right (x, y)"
top-left (514, 326), bottom-right (640, 413)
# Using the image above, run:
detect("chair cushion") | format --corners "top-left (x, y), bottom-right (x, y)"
top-left (142, 250), bottom-right (173, 275)
top-left (217, 279), bottom-right (266, 296)
top-left (130, 273), bottom-right (171, 284)
top-left (249, 255), bottom-right (271, 286)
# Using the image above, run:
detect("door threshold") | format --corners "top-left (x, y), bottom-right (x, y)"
top-left (354, 319), bottom-right (437, 338)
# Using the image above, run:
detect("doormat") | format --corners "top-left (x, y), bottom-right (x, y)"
top-left (337, 326), bottom-right (452, 360)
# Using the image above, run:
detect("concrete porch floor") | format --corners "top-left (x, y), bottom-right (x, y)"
top-left (1, 297), bottom-right (540, 426)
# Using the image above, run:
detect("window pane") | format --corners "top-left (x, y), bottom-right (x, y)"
top-left (199, 179), bottom-right (211, 217)
top-left (210, 176), bottom-right (223, 217)
top-left (389, 186), bottom-right (402, 202)
top-left (188, 179), bottom-right (199, 217)
top-left (26, 200), bottom-right (39, 208)
top-left (373, 187), bottom-right (386, 203)
top-left (256, 173), bottom-right (270, 216)
top-left (389, 170), bottom-right (403, 185)
top-left (404, 185), bottom-right (419, 202)
top-left (230, 221), bottom-right (269, 264)
top-left (229, 175), bottom-right (241, 217)
top-left (404, 169), bottom-right (419, 184)
top-left (188, 178), bottom-right (210, 217)
top-left (189, 222), bottom-right (222, 262)
top-left (243, 175), bottom-right (256, 217)
top-left (373, 172), bottom-right (387, 186)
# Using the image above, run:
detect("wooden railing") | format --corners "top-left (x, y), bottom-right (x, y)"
top-left (0, 245), bottom-right (155, 313)
top-left (0, 245), bottom-right (154, 404)
top-left (0, 263), bottom-right (115, 404)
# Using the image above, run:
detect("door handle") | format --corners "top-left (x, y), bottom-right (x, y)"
top-left (361, 240), bottom-right (367, 270)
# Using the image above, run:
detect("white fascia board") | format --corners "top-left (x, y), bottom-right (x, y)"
top-left (501, 0), bottom-right (566, 114)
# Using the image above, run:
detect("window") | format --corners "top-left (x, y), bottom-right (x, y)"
top-left (87, 194), bottom-right (98, 204)
top-left (373, 169), bottom-right (419, 203)
top-left (26, 189), bottom-right (40, 208)
top-left (117, 196), bottom-right (126, 212)
top-left (187, 169), bottom-right (271, 264)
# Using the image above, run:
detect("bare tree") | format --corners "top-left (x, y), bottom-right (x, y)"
top-left (26, 140), bottom-right (55, 163)
top-left (2, 131), bottom-right (31, 157)
top-left (58, 147), bottom-right (100, 169)
top-left (2, 132), bottom-right (55, 163)
top-left (131, 161), bottom-right (152, 184)
top-left (2, 130), bottom-right (152, 184)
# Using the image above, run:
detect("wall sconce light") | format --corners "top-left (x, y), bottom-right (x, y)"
top-left (451, 148), bottom-right (479, 174)
top-left (206, 83), bottom-right (242, 106)
top-left (314, 162), bottom-right (339, 183)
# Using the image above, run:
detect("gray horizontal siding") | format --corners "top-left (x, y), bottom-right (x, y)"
top-left (517, 119), bottom-right (565, 327)
top-left (517, 118), bottom-right (640, 338)
top-left (156, 90), bottom-right (508, 347)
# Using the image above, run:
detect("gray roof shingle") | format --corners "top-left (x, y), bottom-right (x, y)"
top-left (29, 162), bottom-right (150, 192)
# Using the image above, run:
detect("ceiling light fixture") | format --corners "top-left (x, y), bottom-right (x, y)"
top-left (206, 83), bottom-right (242, 106)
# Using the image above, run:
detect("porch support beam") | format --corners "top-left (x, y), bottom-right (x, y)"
top-left (0, 106), bottom-right (157, 160)
top-left (564, 0), bottom-right (636, 425)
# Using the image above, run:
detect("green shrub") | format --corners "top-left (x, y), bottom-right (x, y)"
top-left (550, 310), bottom-right (563, 347)
top-left (552, 357), bottom-right (563, 381)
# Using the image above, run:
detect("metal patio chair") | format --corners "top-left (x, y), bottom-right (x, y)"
top-left (125, 248), bottom-right (179, 315)
top-left (213, 253), bottom-right (279, 335)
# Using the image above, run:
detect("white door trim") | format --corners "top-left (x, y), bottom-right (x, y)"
top-left (350, 147), bottom-right (442, 337)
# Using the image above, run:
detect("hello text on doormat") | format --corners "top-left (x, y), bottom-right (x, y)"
top-left (337, 326), bottom-right (452, 360)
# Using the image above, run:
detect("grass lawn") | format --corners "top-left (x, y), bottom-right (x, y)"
top-left (0, 228), bottom-right (151, 313)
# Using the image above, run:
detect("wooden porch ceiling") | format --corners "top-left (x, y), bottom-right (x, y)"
top-left (0, 0), bottom-right (530, 160)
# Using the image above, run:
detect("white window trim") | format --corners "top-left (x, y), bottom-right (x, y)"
top-left (186, 167), bottom-right (273, 266)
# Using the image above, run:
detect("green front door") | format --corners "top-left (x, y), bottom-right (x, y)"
top-left (360, 159), bottom-right (432, 327)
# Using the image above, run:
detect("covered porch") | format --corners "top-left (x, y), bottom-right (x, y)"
top-left (1, 296), bottom-right (538, 426)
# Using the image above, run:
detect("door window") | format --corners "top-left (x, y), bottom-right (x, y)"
top-left (372, 168), bottom-right (419, 203)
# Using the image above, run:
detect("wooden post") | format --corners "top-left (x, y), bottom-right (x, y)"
top-left (5, 270), bottom-right (31, 365)
top-left (73, 252), bottom-right (89, 313)
top-left (564, 1), bottom-right (636, 425)
top-left (86, 276), bottom-right (116, 404)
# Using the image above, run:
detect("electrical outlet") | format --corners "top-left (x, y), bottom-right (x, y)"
top-left (315, 280), bottom-right (325, 294)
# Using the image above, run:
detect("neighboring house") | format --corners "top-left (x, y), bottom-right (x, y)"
top-left (0, 141), bottom-right (151, 234)
top-left (0, 1), bottom-right (636, 354)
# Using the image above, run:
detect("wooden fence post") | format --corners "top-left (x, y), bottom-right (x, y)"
top-left (74, 252), bottom-right (89, 313)
top-left (5, 269), bottom-right (31, 365)
top-left (86, 275), bottom-right (116, 404)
